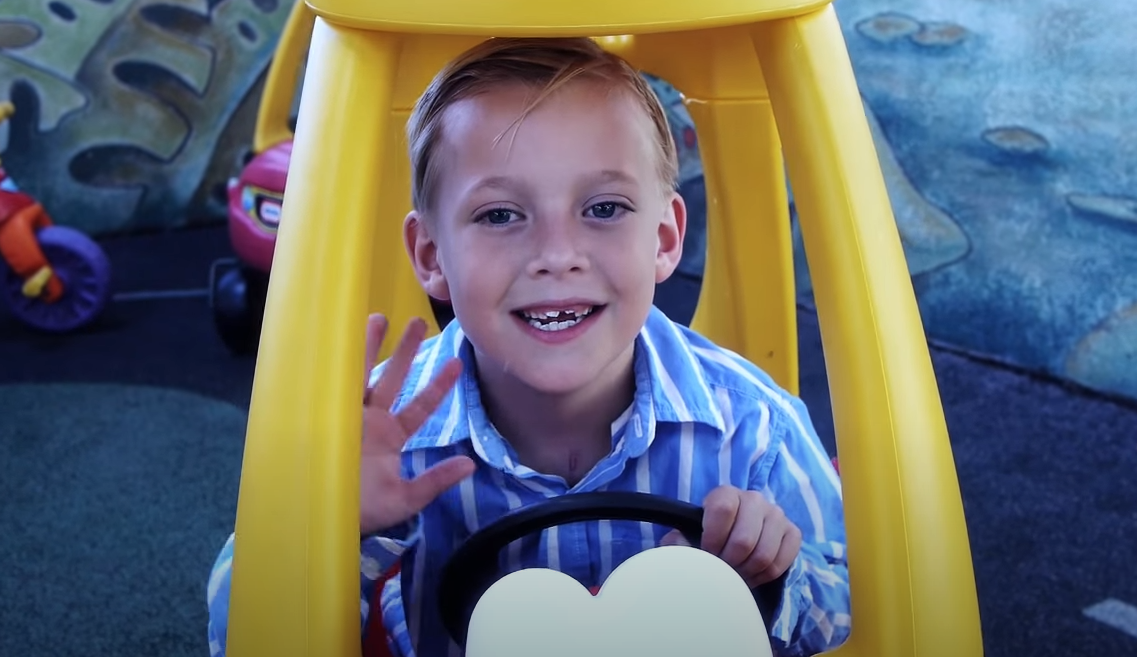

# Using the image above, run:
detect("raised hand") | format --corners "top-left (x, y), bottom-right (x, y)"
top-left (360, 314), bottom-right (475, 535)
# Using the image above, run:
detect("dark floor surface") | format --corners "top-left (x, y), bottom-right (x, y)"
top-left (1, 225), bottom-right (1135, 656)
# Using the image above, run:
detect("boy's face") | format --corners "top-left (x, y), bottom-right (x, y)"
top-left (404, 79), bottom-right (686, 396)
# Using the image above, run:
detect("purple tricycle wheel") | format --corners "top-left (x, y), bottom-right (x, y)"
top-left (1, 225), bottom-right (112, 333)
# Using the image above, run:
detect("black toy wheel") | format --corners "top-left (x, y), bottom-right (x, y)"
top-left (210, 262), bottom-right (268, 356)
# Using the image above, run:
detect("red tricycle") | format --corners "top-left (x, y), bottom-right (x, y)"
top-left (0, 102), bottom-right (112, 333)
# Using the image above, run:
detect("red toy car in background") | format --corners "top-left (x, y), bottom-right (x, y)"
top-left (211, 142), bottom-right (288, 354)
top-left (229, 142), bottom-right (289, 275)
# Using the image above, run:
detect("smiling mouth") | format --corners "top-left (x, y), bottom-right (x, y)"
top-left (514, 305), bottom-right (602, 332)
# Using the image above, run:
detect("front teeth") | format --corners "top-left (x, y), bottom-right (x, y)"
top-left (531, 316), bottom-right (584, 331)
top-left (521, 306), bottom-right (595, 331)
top-left (525, 309), bottom-right (571, 320)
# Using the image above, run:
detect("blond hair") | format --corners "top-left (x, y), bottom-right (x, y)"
top-left (405, 37), bottom-right (679, 213)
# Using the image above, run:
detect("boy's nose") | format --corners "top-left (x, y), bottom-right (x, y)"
top-left (527, 217), bottom-right (590, 277)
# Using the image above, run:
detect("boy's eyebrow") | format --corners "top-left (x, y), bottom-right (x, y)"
top-left (469, 170), bottom-right (639, 195)
top-left (588, 169), bottom-right (639, 186)
top-left (468, 175), bottom-right (519, 193)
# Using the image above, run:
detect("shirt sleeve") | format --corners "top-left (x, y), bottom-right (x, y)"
top-left (378, 570), bottom-right (417, 657)
top-left (206, 533), bottom-right (236, 657)
top-left (746, 396), bottom-right (851, 657)
top-left (204, 517), bottom-right (422, 657)
top-left (360, 361), bottom-right (422, 656)
top-left (360, 515), bottom-right (423, 638)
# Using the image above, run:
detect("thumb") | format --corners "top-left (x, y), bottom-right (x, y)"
top-left (405, 455), bottom-right (476, 512)
top-left (660, 529), bottom-right (693, 547)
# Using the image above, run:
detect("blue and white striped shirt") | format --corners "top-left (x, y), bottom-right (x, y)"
top-left (206, 306), bottom-right (849, 657)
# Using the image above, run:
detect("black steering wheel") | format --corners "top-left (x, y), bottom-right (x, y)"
top-left (437, 492), bottom-right (785, 649)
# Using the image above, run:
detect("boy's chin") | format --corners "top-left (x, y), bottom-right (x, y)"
top-left (493, 349), bottom-right (630, 396)
top-left (510, 365), bottom-right (609, 397)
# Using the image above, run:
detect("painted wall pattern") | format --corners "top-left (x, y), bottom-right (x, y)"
top-left (0, 0), bottom-right (290, 234)
top-left (655, 0), bottom-right (1137, 402)
top-left (2, 0), bottom-right (1136, 403)
top-left (833, 0), bottom-right (1137, 400)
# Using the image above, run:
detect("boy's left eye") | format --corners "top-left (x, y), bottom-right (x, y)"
top-left (477, 208), bottom-right (518, 225)
top-left (586, 202), bottom-right (625, 220)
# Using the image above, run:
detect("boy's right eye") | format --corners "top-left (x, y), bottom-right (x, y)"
top-left (477, 208), bottom-right (517, 225)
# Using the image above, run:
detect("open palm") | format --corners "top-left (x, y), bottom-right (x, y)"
top-left (360, 314), bottom-right (475, 535)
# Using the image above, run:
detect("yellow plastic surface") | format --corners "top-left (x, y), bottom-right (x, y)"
top-left (227, 22), bottom-right (400, 657)
top-left (306, 0), bottom-right (831, 35)
top-left (607, 27), bottom-right (800, 392)
top-left (253, 0), bottom-right (314, 153)
top-left (752, 11), bottom-right (982, 657)
top-left (227, 2), bottom-right (984, 657)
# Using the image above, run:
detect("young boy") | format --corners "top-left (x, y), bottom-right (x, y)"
top-left (207, 36), bottom-right (849, 657)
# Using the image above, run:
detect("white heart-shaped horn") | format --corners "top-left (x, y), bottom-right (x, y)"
top-left (466, 545), bottom-right (774, 657)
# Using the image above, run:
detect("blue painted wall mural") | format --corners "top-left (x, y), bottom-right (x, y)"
top-left (654, 0), bottom-right (1137, 402)
top-left (833, 0), bottom-right (1137, 400)
top-left (0, 0), bottom-right (291, 235)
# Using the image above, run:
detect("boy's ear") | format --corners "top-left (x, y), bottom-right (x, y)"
top-left (655, 191), bottom-right (687, 283)
top-left (403, 210), bottom-right (452, 301)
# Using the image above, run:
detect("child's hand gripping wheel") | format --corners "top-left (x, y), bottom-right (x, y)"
top-left (437, 492), bottom-right (782, 656)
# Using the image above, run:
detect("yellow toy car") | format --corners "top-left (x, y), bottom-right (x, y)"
top-left (220, 1), bottom-right (985, 656)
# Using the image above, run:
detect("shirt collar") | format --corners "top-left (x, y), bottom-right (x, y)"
top-left (399, 305), bottom-right (726, 456)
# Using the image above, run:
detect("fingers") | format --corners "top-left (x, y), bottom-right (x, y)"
top-left (699, 485), bottom-right (741, 555)
top-left (363, 314), bottom-right (388, 404)
top-left (701, 485), bottom-right (803, 587)
top-left (369, 317), bottom-right (427, 410)
top-left (660, 529), bottom-right (692, 547)
top-left (394, 358), bottom-right (462, 436)
top-left (404, 455), bottom-right (476, 513)
top-left (718, 491), bottom-right (767, 569)
top-left (745, 525), bottom-right (802, 588)
top-left (736, 500), bottom-right (800, 581)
